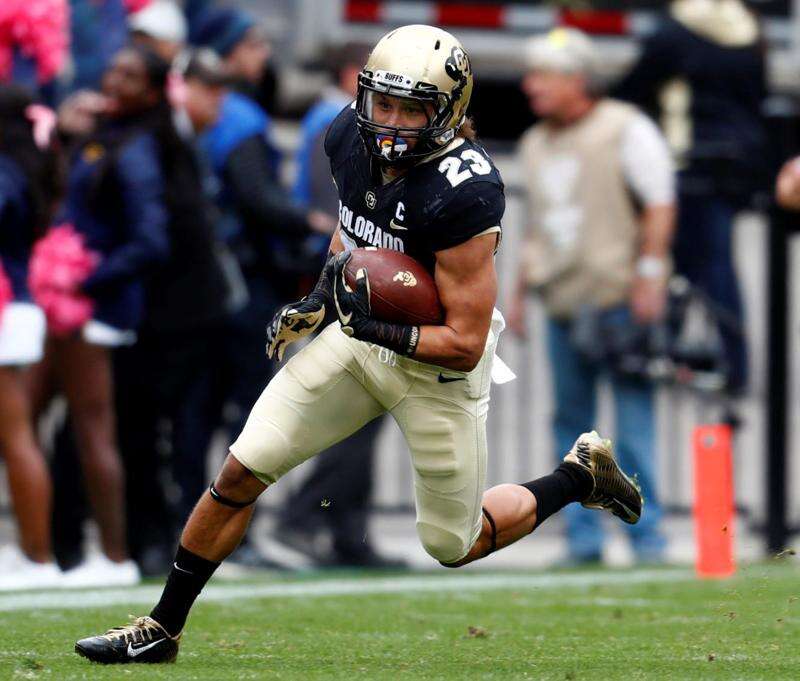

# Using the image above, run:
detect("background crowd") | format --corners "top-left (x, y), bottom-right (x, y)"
top-left (0, 0), bottom-right (794, 589)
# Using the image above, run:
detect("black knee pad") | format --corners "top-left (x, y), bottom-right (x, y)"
top-left (482, 507), bottom-right (498, 554)
top-left (208, 483), bottom-right (256, 509)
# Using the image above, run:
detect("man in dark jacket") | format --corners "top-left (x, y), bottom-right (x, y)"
top-left (614, 0), bottom-right (767, 394)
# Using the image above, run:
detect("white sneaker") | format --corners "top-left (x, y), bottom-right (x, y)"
top-left (61, 554), bottom-right (141, 589)
top-left (0, 545), bottom-right (63, 591)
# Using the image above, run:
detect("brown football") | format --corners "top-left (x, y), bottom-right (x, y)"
top-left (343, 248), bottom-right (443, 326)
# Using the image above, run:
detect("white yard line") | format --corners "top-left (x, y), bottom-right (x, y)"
top-left (0, 569), bottom-right (692, 613)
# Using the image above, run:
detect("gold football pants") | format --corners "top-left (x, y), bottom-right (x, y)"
top-left (230, 322), bottom-right (497, 563)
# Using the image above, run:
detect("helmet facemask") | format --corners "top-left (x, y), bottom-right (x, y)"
top-left (355, 70), bottom-right (464, 164)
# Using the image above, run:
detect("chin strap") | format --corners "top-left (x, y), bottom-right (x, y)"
top-left (208, 484), bottom-right (256, 509)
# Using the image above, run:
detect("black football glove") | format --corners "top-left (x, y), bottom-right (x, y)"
top-left (332, 251), bottom-right (420, 357)
top-left (266, 254), bottom-right (336, 361)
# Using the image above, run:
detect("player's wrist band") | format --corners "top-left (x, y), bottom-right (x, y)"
top-left (359, 320), bottom-right (420, 357)
top-left (405, 325), bottom-right (420, 357)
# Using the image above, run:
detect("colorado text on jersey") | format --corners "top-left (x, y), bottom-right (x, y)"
top-left (338, 200), bottom-right (406, 252)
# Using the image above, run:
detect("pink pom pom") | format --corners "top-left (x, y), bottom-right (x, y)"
top-left (29, 224), bottom-right (99, 336)
top-left (0, 258), bottom-right (12, 319)
top-left (124, 0), bottom-right (153, 13)
top-left (0, 0), bottom-right (69, 84)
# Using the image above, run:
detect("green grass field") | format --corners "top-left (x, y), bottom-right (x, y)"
top-left (0, 562), bottom-right (797, 680)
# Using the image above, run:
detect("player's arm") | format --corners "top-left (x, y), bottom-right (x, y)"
top-left (330, 233), bottom-right (496, 372)
top-left (413, 234), bottom-right (497, 371)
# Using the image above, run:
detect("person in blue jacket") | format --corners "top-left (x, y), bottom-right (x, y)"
top-left (0, 85), bottom-right (64, 589)
top-left (30, 46), bottom-right (174, 585)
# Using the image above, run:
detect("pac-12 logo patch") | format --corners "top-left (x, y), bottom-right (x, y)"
top-left (393, 271), bottom-right (417, 287)
top-left (365, 190), bottom-right (377, 209)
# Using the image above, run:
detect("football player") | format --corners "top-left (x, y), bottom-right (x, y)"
top-left (75, 25), bottom-right (643, 664)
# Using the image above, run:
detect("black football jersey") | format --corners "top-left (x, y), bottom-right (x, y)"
top-left (324, 105), bottom-right (505, 274)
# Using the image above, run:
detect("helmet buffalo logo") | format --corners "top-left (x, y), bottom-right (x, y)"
top-left (445, 46), bottom-right (470, 82)
top-left (393, 271), bottom-right (417, 287)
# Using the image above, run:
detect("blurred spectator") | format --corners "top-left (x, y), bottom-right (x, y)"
top-left (508, 29), bottom-right (674, 565)
top-left (189, 9), bottom-right (335, 567)
top-left (112, 48), bottom-right (231, 575)
top-left (128, 0), bottom-right (188, 64)
top-left (613, 0), bottom-right (767, 394)
top-left (272, 44), bottom-right (404, 569)
top-left (189, 4), bottom-right (278, 114)
top-left (31, 45), bottom-right (176, 586)
top-left (181, 48), bottom-right (229, 134)
top-left (292, 44), bottom-right (367, 211)
top-left (0, 86), bottom-right (62, 589)
top-left (56, 90), bottom-right (110, 138)
top-left (193, 7), bottom-right (334, 435)
top-left (0, 0), bottom-right (69, 101)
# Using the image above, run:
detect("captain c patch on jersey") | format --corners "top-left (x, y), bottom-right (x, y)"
top-left (339, 200), bottom-right (405, 253)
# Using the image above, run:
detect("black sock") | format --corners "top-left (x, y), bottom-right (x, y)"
top-left (520, 463), bottom-right (594, 530)
top-left (150, 545), bottom-right (220, 637)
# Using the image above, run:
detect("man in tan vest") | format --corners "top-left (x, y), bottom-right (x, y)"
top-left (508, 28), bottom-right (676, 565)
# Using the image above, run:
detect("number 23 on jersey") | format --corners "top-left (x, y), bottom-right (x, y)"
top-left (438, 149), bottom-right (492, 187)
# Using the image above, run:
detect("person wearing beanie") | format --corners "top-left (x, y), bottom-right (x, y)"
top-left (189, 7), bottom-right (267, 86)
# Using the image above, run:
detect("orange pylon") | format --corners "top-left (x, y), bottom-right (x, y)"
top-left (693, 424), bottom-right (736, 578)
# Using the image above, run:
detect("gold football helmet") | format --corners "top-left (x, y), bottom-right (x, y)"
top-left (356, 24), bottom-right (473, 163)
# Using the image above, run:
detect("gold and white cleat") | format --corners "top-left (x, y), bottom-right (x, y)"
top-left (563, 431), bottom-right (643, 525)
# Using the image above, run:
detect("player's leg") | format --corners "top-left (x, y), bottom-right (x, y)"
top-left (393, 348), bottom-right (642, 568)
top-left (451, 430), bottom-right (643, 567)
top-left (395, 376), bottom-right (591, 566)
top-left (391, 349), bottom-right (497, 565)
top-left (449, 323), bottom-right (644, 566)
top-left (154, 331), bottom-right (384, 624)
top-left (75, 327), bottom-right (385, 663)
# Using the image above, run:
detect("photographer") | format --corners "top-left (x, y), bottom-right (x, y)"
top-left (508, 29), bottom-right (674, 565)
